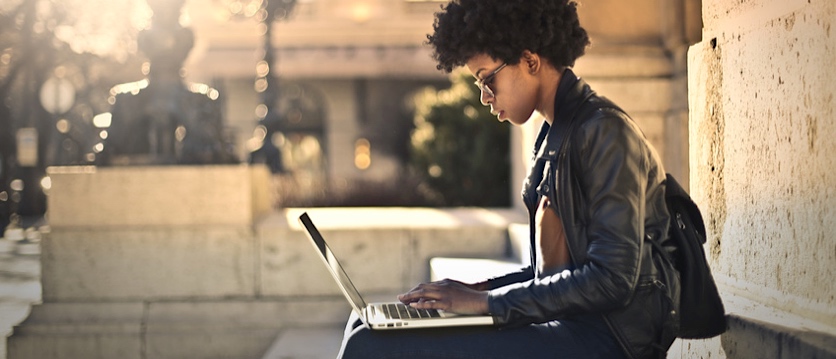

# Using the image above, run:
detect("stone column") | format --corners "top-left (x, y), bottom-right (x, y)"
top-left (680, 0), bottom-right (836, 357)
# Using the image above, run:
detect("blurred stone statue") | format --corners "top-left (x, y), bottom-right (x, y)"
top-left (99, 0), bottom-right (235, 165)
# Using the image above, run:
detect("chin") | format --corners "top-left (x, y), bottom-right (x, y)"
top-left (505, 117), bottom-right (526, 126)
top-left (497, 113), bottom-right (515, 124)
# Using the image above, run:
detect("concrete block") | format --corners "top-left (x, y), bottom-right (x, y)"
top-left (258, 213), bottom-right (411, 297)
top-left (14, 302), bottom-right (144, 328)
top-left (507, 223), bottom-right (531, 266)
top-left (259, 225), bottom-right (341, 297)
top-left (410, 226), bottom-right (509, 285)
top-left (666, 282), bottom-right (836, 358)
top-left (8, 334), bottom-right (142, 359)
top-left (259, 208), bottom-right (525, 297)
top-left (41, 227), bottom-right (256, 301)
top-left (430, 257), bottom-right (526, 283)
top-left (46, 164), bottom-right (272, 228)
top-left (720, 315), bottom-right (836, 359)
top-left (7, 303), bottom-right (144, 359)
top-left (262, 327), bottom-right (343, 359)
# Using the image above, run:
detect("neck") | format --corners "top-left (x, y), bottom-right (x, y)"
top-left (537, 67), bottom-right (564, 125)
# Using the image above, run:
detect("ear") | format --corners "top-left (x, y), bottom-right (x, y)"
top-left (521, 50), bottom-right (540, 74)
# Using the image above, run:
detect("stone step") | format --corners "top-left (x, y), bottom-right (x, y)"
top-left (261, 327), bottom-right (344, 359)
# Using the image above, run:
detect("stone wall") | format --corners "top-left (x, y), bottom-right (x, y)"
top-left (8, 165), bottom-right (524, 359)
top-left (682, 0), bottom-right (835, 357)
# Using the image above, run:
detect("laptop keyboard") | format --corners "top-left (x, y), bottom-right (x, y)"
top-left (382, 303), bottom-right (441, 320)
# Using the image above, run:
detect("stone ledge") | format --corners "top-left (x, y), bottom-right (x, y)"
top-left (260, 207), bottom-right (527, 231)
top-left (430, 257), bottom-right (526, 283)
top-left (258, 207), bottom-right (527, 297)
top-left (46, 164), bottom-right (272, 228)
top-left (41, 226), bottom-right (257, 301)
top-left (667, 280), bottom-right (836, 358)
top-left (711, 285), bottom-right (836, 359)
top-left (507, 222), bottom-right (531, 266)
top-left (721, 314), bottom-right (836, 358)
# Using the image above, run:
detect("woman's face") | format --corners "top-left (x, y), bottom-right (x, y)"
top-left (466, 53), bottom-right (538, 126)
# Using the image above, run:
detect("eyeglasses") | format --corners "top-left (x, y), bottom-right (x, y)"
top-left (474, 63), bottom-right (507, 98)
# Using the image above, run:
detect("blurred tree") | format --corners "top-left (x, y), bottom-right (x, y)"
top-left (0, 0), bottom-right (149, 222)
top-left (411, 71), bottom-right (511, 207)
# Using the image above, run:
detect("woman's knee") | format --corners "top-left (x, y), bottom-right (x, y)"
top-left (338, 325), bottom-right (378, 359)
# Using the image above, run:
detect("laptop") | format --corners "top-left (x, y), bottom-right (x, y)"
top-left (298, 212), bottom-right (495, 330)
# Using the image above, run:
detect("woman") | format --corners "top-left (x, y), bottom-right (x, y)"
top-left (339, 0), bottom-right (679, 358)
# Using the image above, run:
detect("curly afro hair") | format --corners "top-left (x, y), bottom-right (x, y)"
top-left (427, 0), bottom-right (590, 73)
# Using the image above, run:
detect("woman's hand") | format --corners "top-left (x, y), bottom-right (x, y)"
top-left (397, 279), bottom-right (489, 315)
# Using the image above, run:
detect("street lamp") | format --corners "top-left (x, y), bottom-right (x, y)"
top-left (219, 0), bottom-right (297, 173)
top-left (39, 71), bottom-right (76, 116)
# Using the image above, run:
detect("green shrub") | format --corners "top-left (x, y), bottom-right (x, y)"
top-left (410, 71), bottom-right (511, 207)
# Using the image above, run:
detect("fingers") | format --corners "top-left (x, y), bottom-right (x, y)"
top-left (399, 281), bottom-right (491, 314)
top-left (398, 280), bottom-right (458, 305)
top-left (408, 298), bottom-right (448, 310)
top-left (397, 279), bottom-right (484, 313)
top-left (398, 283), bottom-right (441, 304)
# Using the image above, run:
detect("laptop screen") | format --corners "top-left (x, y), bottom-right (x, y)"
top-left (298, 212), bottom-right (368, 314)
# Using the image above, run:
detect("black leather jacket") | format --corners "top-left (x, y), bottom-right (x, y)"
top-left (486, 70), bottom-right (679, 359)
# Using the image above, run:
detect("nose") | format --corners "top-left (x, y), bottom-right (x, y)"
top-left (479, 89), bottom-right (493, 106)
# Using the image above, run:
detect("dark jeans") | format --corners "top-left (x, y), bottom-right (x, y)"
top-left (338, 311), bottom-right (627, 359)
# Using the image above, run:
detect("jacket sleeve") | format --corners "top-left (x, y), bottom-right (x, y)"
top-left (485, 266), bottom-right (535, 289)
top-left (488, 114), bottom-right (648, 326)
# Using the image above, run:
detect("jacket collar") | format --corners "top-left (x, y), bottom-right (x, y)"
top-left (523, 69), bottom-right (591, 212)
top-left (553, 68), bottom-right (592, 128)
top-left (531, 68), bottom-right (592, 159)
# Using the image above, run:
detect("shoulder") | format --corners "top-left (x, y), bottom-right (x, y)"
top-left (574, 99), bottom-right (643, 147)
top-left (568, 98), bottom-right (654, 176)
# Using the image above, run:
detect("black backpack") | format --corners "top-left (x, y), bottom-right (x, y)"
top-left (663, 174), bottom-right (727, 338)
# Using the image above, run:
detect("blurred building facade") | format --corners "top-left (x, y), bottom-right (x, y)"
top-left (184, 0), bottom-right (451, 200)
top-left (0, 0), bottom-right (701, 220)
top-left (179, 0), bottom-right (701, 204)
